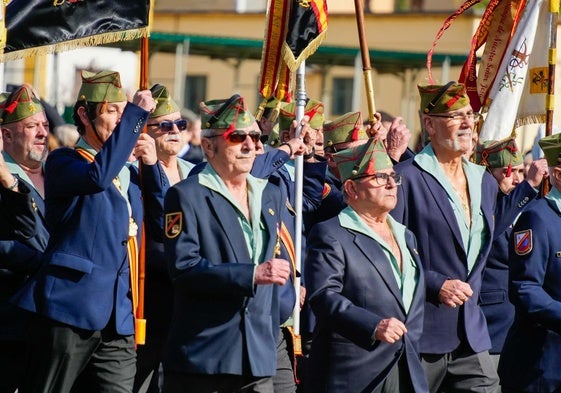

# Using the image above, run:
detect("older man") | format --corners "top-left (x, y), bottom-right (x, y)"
top-left (15, 70), bottom-right (160, 393)
top-left (391, 81), bottom-right (499, 392)
top-left (305, 139), bottom-right (428, 392)
top-left (163, 94), bottom-right (290, 392)
top-left (0, 85), bottom-right (50, 393)
top-left (498, 133), bottom-right (561, 392)
top-left (475, 137), bottom-right (547, 375)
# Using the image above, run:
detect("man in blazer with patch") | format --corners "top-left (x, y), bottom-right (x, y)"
top-left (391, 82), bottom-right (499, 392)
top-left (163, 94), bottom-right (290, 393)
top-left (305, 138), bottom-right (428, 393)
top-left (498, 133), bottom-right (561, 393)
top-left (14, 70), bottom-right (160, 393)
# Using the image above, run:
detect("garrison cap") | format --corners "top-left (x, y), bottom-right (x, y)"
top-left (278, 99), bottom-right (324, 131)
top-left (476, 137), bottom-right (523, 169)
top-left (0, 85), bottom-right (45, 125)
top-left (538, 133), bottom-right (561, 167)
top-left (333, 138), bottom-right (393, 182)
top-left (77, 70), bottom-right (127, 103)
top-left (419, 81), bottom-right (470, 114)
top-left (323, 111), bottom-right (368, 149)
top-left (200, 94), bottom-right (255, 131)
top-left (150, 84), bottom-right (180, 119)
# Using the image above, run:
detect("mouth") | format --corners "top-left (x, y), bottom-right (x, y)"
top-left (456, 129), bottom-right (472, 139)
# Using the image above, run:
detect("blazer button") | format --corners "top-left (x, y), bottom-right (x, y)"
top-left (121, 240), bottom-right (128, 246)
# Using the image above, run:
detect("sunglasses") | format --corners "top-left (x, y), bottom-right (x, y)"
top-left (147, 119), bottom-right (188, 132)
top-left (208, 130), bottom-right (261, 144)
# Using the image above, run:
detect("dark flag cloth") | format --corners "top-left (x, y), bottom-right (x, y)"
top-left (282, 0), bottom-right (328, 72)
top-left (3, 0), bottom-right (150, 60)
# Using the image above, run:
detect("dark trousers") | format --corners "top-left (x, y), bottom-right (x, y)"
top-left (19, 315), bottom-right (136, 393)
top-left (0, 339), bottom-right (26, 393)
top-left (163, 373), bottom-right (274, 393)
top-left (273, 328), bottom-right (296, 393)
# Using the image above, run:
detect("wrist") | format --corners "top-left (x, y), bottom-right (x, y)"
top-left (279, 142), bottom-right (294, 157)
top-left (303, 147), bottom-right (315, 160)
top-left (5, 176), bottom-right (18, 191)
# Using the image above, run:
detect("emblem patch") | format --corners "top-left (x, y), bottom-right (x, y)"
top-left (165, 212), bottom-right (182, 239)
top-left (514, 229), bottom-right (532, 255)
top-left (322, 183), bottom-right (331, 199)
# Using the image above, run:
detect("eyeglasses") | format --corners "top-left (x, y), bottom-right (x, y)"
top-left (208, 130), bottom-right (261, 144)
top-left (356, 172), bottom-right (402, 186)
top-left (428, 112), bottom-right (481, 123)
top-left (147, 119), bottom-right (188, 132)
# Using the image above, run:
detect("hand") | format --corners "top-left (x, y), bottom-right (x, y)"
top-left (133, 133), bottom-right (158, 165)
top-left (365, 113), bottom-right (388, 141)
top-left (375, 317), bottom-right (407, 344)
top-left (132, 90), bottom-right (157, 113)
top-left (439, 279), bottom-right (473, 308)
top-left (526, 158), bottom-right (549, 188)
top-left (385, 116), bottom-right (411, 162)
top-left (299, 286), bottom-right (306, 309)
top-left (254, 258), bottom-right (290, 285)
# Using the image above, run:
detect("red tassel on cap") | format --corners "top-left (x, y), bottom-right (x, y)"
top-left (505, 164), bottom-right (512, 177)
top-left (4, 101), bottom-right (17, 114)
top-left (351, 126), bottom-right (359, 141)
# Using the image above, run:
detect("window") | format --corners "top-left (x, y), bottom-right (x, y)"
top-left (184, 75), bottom-right (207, 113)
top-left (331, 77), bottom-right (354, 115)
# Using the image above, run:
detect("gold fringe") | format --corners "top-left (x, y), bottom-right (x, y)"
top-left (514, 114), bottom-right (547, 129)
top-left (1, 27), bottom-right (149, 62)
top-left (282, 30), bottom-right (327, 72)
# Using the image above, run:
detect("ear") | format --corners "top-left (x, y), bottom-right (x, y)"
top-left (77, 106), bottom-right (92, 128)
top-left (422, 115), bottom-right (436, 137)
top-left (201, 137), bottom-right (215, 159)
top-left (343, 179), bottom-right (356, 199)
top-left (1, 127), bottom-right (12, 142)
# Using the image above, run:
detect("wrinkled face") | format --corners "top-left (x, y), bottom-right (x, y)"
top-left (88, 101), bottom-right (127, 143)
top-left (146, 111), bottom-right (187, 158)
top-left (2, 111), bottom-right (49, 168)
top-left (202, 124), bottom-right (260, 177)
top-left (425, 105), bottom-right (478, 155)
top-left (346, 168), bottom-right (399, 212)
top-left (490, 164), bottom-right (524, 194)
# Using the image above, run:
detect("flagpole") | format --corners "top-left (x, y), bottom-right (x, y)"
top-left (543, 0), bottom-right (558, 195)
top-left (135, 35), bottom-right (149, 347)
top-left (291, 60), bottom-right (306, 356)
top-left (353, 0), bottom-right (376, 124)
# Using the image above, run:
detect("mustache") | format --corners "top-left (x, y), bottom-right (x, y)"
top-left (164, 134), bottom-right (181, 142)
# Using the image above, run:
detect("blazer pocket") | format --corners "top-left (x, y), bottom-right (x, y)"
top-left (49, 252), bottom-right (94, 274)
top-left (479, 290), bottom-right (506, 306)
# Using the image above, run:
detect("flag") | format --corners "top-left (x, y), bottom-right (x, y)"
top-left (282, 0), bottom-right (328, 72)
top-left (2, 0), bottom-right (150, 61)
top-left (478, 0), bottom-right (549, 141)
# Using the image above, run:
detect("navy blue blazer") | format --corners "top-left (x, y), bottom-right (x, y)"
top-left (305, 215), bottom-right (428, 393)
top-left (0, 180), bottom-right (42, 241)
top-left (163, 173), bottom-right (284, 377)
top-left (480, 181), bottom-right (537, 354)
top-left (392, 157), bottom-right (498, 354)
top-left (498, 198), bottom-right (561, 392)
top-left (14, 103), bottom-right (157, 335)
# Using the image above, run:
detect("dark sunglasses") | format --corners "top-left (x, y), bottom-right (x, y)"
top-left (208, 130), bottom-right (261, 144)
top-left (147, 119), bottom-right (188, 132)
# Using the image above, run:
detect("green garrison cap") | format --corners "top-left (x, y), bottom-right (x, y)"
top-left (476, 137), bottom-right (523, 169)
top-left (278, 99), bottom-right (324, 131)
top-left (0, 85), bottom-right (44, 125)
top-left (200, 94), bottom-right (255, 130)
top-left (333, 138), bottom-right (393, 182)
top-left (323, 111), bottom-right (368, 149)
top-left (150, 84), bottom-right (180, 119)
top-left (538, 133), bottom-right (561, 167)
top-left (77, 70), bottom-right (126, 103)
top-left (418, 81), bottom-right (470, 114)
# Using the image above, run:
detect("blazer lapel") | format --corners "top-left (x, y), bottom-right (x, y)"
top-left (260, 187), bottom-right (279, 262)
top-left (353, 231), bottom-right (405, 312)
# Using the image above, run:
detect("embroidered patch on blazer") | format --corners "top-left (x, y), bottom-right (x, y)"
top-left (165, 212), bottom-right (182, 239)
top-left (514, 229), bottom-right (533, 255)
top-left (322, 183), bottom-right (331, 199)
top-left (268, 208), bottom-right (275, 216)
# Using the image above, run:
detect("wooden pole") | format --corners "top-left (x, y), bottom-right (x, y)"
top-left (353, 0), bottom-right (377, 124)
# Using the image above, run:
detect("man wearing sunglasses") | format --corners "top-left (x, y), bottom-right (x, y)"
top-left (134, 84), bottom-right (195, 393)
top-left (163, 94), bottom-right (290, 392)
top-left (391, 81), bottom-right (500, 392)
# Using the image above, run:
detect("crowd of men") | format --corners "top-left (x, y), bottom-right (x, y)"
top-left (1, 72), bottom-right (560, 393)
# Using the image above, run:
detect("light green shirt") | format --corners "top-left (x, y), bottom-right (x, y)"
top-left (545, 186), bottom-right (561, 214)
top-left (2, 151), bottom-right (44, 195)
top-left (339, 206), bottom-right (419, 313)
top-left (177, 158), bottom-right (195, 180)
top-left (199, 164), bottom-right (269, 265)
top-left (414, 144), bottom-right (488, 274)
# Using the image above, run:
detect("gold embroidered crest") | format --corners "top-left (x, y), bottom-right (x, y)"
top-left (165, 212), bottom-right (183, 239)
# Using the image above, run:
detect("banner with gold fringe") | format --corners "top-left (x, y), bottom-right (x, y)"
top-left (3, 0), bottom-right (150, 61)
top-left (282, 0), bottom-right (328, 73)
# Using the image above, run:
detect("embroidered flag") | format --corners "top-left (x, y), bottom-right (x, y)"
top-left (282, 0), bottom-right (328, 72)
top-left (514, 229), bottom-right (533, 255)
top-left (3, 0), bottom-right (150, 61)
top-left (478, 0), bottom-right (549, 141)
